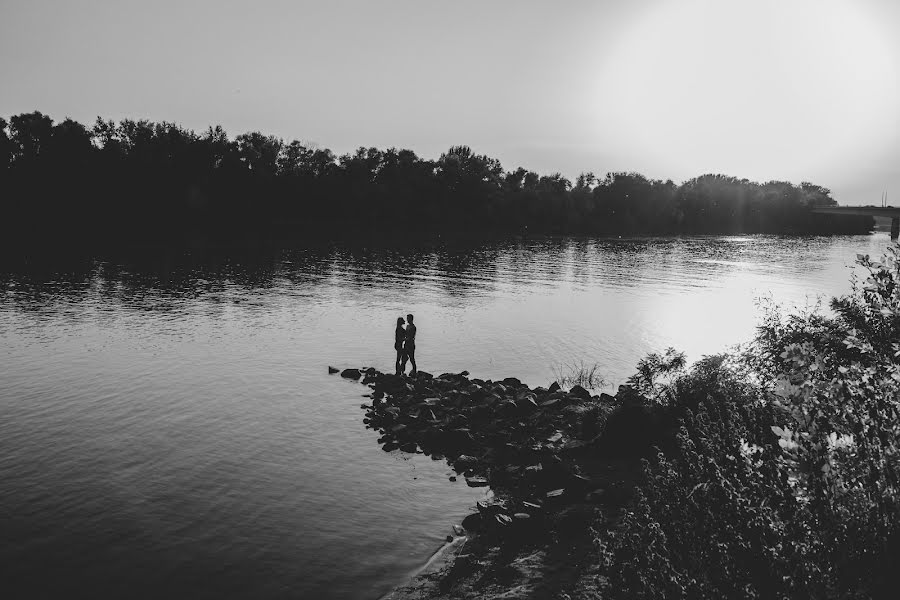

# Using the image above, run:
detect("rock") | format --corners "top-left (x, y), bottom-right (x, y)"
top-left (461, 513), bottom-right (482, 532)
top-left (599, 392), bottom-right (616, 404)
top-left (341, 368), bottom-right (362, 380)
top-left (460, 370), bottom-right (470, 376)
top-left (454, 455), bottom-right (478, 470)
top-left (569, 473), bottom-right (593, 491)
top-left (328, 366), bottom-right (340, 374)
top-left (446, 535), bottom-right (454, 543)
top-left (452, 524), bottom-right (465, 536)
top-left (569, 385), bottom-right (592, 400)
top-left (400, 442), bottom-right (418, 453)
top-left (505, 465), bottom-right (522, 476)
top-left (548, 381), bottom-right (561, 393)
top-left (449, 476), bottom-right (457, 482)
top-left (516, 395), bottom-right (539, 412)
top-left (502, 377), bottom-right (522, 388)
top-left (500, 400), bottom-right (519, 415)
top-left (444, 428), bottom-right (474, 450)
top-left (586, 488), bottom-right (605, 502)
top-left (560, 439), bottom-right (587, 453)
top-left (477, 499), bottom-right (507, 515)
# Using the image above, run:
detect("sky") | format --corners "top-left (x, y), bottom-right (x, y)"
top-left (2, 0), bottom-right (900, 205)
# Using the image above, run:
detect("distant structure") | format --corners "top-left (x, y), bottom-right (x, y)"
top-left (812, 204), bottom-right (900, 239)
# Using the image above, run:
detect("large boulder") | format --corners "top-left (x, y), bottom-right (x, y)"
top-left (341, 368), bottom-right (362, 380)
top-left (453, 454), bottom-right (479, 471)
top-left (569, 385), bottom-right (592, 401)
top-left (461, 513), bottom-right (482, 533)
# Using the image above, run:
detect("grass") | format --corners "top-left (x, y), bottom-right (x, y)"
top-left (551, 360), bottom-right (607, 391)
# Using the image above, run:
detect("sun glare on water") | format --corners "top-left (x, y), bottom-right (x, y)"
top-left (593, 0), bottom-right (900, 180)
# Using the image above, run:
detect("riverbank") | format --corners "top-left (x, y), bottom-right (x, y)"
top-left (338, 243), bottom-right (900, 599)
top-left (333, 366), bottom-right (673, 599)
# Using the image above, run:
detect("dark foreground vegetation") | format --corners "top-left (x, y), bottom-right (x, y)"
top-left (1, 111), bottom-right (872, 249)
top-left (340, 243), bottom-right (900, 599)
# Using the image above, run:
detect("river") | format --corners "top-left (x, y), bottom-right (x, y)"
top-left (0, 233), bottom-right (894, 599)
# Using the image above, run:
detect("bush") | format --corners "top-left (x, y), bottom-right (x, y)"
top-left (605, 243), bottom-right (900, 599)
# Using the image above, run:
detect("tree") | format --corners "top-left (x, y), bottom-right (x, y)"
top-left (9, 111), bottom-right (54, 164)
top-left (0, 117), bottom-right (11, 170)
top-left (235, 131), bottom-right (283, 177)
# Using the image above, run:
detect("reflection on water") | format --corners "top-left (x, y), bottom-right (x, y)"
top-left (0, 233), bottom-right (894, 599)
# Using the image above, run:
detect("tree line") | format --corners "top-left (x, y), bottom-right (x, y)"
top-left (0, 111), bottom-right (872, 248)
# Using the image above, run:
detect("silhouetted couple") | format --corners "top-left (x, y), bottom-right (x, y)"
top-left (395, 314), bottom-right (417, 376)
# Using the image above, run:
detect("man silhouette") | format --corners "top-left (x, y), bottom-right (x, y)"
top-left (401, 313), bottom-right (417, 376)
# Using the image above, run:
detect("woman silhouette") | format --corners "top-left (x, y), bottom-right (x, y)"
top-left (394, 317), bottom-right (406, 375)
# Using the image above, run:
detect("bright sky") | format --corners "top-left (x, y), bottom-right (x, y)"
top-left (2, 0), bottom-right (899, 204)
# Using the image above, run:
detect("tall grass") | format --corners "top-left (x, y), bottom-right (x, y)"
top-left (551, 360), bottom-right (607, 391)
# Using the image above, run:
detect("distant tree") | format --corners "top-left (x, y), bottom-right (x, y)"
top-left (0, 110), bottom-right (874, 247)
top-left (236, 132), bottom-right (282, 177)
top-left (9, 111), bottom-right (55, 164)
top-left (0, 117), bottom-right (11, 170)
top-left (200, 125), bottom-right (237, 170)
top-left (49, 118), bottom-right (93, 163)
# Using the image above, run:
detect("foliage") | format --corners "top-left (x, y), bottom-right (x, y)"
top-left (0, 111), bottom-right (873, 250)
top-left (605, 244), bottom-right (900, 599)
top-left (626, 347), bottom-right (686, 403)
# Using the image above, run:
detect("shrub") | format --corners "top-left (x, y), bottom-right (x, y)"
top-left (606, 243), bottom-right (900, 599)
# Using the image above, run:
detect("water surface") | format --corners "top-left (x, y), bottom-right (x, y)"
top-left (1, 234), bottom-right (894, 598)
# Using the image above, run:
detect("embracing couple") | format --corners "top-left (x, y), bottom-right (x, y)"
top-left (394, 314), bottom-right (417, 376)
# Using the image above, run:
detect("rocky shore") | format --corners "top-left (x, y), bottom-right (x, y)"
top-left (332, 366), bottom-right (679, 599)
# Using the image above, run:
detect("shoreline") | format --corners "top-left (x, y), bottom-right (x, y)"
top-left (378, 535), bottom-right (470, 600)
top-left (334, 366), bottom-right (670, 599)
